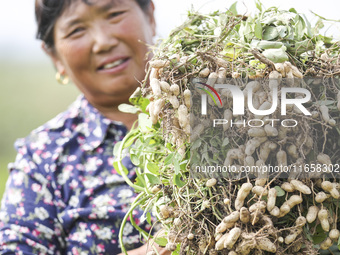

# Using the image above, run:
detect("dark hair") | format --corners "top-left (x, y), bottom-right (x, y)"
top-left (35, 0), bottom-right (151, 50)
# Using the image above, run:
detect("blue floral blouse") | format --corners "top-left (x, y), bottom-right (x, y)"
top-left (0, 95), bottom-right (152, 255)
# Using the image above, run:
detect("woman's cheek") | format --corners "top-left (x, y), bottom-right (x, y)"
top-left (120, 13), bottom-right (152, 46)
top-left (58, 37), bottom-right (89, 61)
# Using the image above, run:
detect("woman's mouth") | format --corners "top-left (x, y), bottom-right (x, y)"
top-left (97, 58), bottom-right (130, 73)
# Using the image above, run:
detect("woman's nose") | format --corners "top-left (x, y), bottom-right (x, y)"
top-left (92, 24), bottom-right (119, 54)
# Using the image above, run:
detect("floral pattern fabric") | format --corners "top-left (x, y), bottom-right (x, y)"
top-left (0, 95), bottom-right (151, 255)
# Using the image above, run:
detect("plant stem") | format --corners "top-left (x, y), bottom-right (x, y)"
top-left (119, 192), bottom-right (147, 255)
top-left (116, 131), bottom-right (145, 193)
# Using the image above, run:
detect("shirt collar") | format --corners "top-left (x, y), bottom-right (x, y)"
top-left (75, 95), bottom-right (128, 151)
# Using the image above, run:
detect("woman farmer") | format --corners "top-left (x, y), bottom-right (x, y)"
top-left (0, 0), bottom-right (168, 254)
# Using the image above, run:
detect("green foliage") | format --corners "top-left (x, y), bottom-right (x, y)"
top-left (153, 1), bottom-right (338, 67)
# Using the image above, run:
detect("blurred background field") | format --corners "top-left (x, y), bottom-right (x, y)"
top-left (0, 0), bottom-right (339, 202)
top-left (0, 60), bottom-right (79, 199)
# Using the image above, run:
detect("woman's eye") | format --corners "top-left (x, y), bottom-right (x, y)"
top-left (108, 11), bottom-right (125, 19)
top-left (68, 27), bottom-right (84, 37)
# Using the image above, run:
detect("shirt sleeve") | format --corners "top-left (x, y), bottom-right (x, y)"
top-left (0, 144), bottom-right (65, 255)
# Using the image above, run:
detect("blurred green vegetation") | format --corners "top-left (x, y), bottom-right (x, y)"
top-left (0, 59), bottom-right (80, 200)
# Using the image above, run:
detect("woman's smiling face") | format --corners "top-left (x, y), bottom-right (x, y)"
top-left (50, 0), bottom-right (155, 108)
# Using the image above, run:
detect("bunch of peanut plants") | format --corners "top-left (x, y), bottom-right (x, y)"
top-left (114, 2), bottom-right (340, 254)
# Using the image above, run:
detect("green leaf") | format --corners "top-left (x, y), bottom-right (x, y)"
top-left (262, 26), bottom-right (279, 41)
top-left (255, 0), bottom-right (262, 12)
top-left (239, 22), bottom-right (253, 42)
top-left (138, 113), bottom-right (152, 132)
top-left (147, 162), bottom-right (160, 175)
top-left (154, 237), bottom-right (167, 246)
top-left (289, 8), bottom-right (297, 14)
top-left (222, 138), bottom-right (230, 147)
top-left (113, 161), bottom-right (128, 176)
top-left (254, 20), bottom-right (262, 39)
top-left (165, 142), bottom-right (172, 150)
top-left (134, 174), bottom-right (146, 188)
top-left (123, 135), bottom-right (137, 149)
top-left (174, 159), bottom-right (180, 175)
top-left (294, 19), bottom-right (304, 39)
top-left (314, 19), bottom-right (325, 32)
top-left (221, 46), bottom-right (242, 59)
top-left (118, 103), bottom-right (139, 114)
top-left (171, 244), bottom-right (181, 255)
top-left (180, 160), bottom-right (188, 171)
top-left (262, 47), bottom-right (289, 63)
top-left (218, 13), bottom-right (228, 27)
top-left (162, 179), bottom-right (170, 185)
top-left (146, 173), bottom-right (161, 185)
top-left (191, 139), bottom-right (202, 150)
top-left (129, 87), bottom-right (150, 113)
top-left (146, 212), bottom-right (152, 225)
top-left (130, 154), bottom-right (140, 166)
top-left (317, 100), bottom-right (336, 106)
top-left (262, 16), bottom-right (277, 25)
top-left (274, 186), bottom-right (285, 197)
top-left (228, 2), bottom-right (238, 16)
top-left (276, 26), bottom-right (288, 38)
top-left (173, 173), bottom-right (186, 188)
top-left (302, 14), bottom-right (313, 38)
top-left (313, 224), bottom-right (328, 244)
top-left (285, 39), bottom-right (314, 55)
top-left (113, 141), bottom-right (122, 157)
top-left (148, 139), bottom-right (156, 146)
top-left (251, 39), bottom-right (283, 49)
top-left (210, 138), bottom-right (219, 148)
top-left (134, 138), bottom-right (143, 151)
top-left (164, 153), bottom-right (175, 166)
top-left (129, 86), bottom-right (142, 101)
top-left (184, 26), bottom-right (196, 35)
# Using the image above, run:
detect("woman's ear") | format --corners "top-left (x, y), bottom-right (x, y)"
top-left (41, 42), bottom-right (66, 75)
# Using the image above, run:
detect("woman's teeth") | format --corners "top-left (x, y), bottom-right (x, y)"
top-left (103, 59), bottom-right (125, 69)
